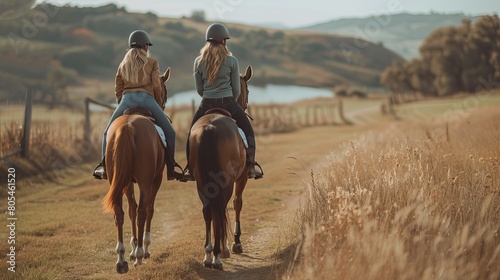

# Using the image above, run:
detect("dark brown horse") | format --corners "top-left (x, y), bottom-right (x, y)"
top-left (188, 65), bottom-right (253, 270)
top-left (101, 68), bottom-right (170, 273)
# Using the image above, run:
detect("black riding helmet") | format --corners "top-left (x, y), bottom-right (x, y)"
top-left (129, 30), bottom-right (153, 48)
top-left (206, 23), bottom-right (230, 43)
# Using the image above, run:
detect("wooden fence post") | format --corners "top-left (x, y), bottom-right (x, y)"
top-left (338, 98), bottom-right (353, 125)
top-left (82, 97), bottom-right (117, 145)
top-left (21, 89), bottom-right (33, 158)
top-left (84, 97), bottom-right (91, 142)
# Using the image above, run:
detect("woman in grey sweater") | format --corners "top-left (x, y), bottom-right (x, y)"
top-left (184, 23), bottom-right (263, 180)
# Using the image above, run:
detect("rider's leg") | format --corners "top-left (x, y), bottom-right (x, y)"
top-left (93, 93), bottom-right (134, 179)
top-left (141, 93), bottom-right (182, 180)
top-left (225, 101), bottom-right (263, 179)
top-left (183, 101), bottom-right (211, 181)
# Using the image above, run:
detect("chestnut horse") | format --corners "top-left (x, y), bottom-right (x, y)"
top-left (189, 65), bottom-right (253, 270)
top-left (101, 68), bottom-right (170, 273)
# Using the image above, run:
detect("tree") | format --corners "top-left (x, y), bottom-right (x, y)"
top-left (382, 14), bottom-right (500, 96)
top-left (190, 10), bottom-right (206, 22)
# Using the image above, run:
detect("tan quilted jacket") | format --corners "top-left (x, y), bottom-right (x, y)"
top-left (114, 57), bottom-right (164, 107)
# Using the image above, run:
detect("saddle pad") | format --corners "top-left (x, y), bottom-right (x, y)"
top-left (155, 125), bottom-right (167, 148)
top-left (238, 128), bottom-right (249, 148)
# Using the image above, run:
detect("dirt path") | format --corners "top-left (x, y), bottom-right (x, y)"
top-left (132, 123), bottom-right (373, 279)
top-left (2, 121), bottom-right (380, 280)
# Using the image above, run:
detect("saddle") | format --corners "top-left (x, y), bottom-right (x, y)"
top-left (204, 108), bottom-right (248, 148)
top-left (205, 108), bottom-right (232, 118)
top-left (123, 107), bottom-right (155, 122)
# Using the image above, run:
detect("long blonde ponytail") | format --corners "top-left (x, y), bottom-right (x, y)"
top-left (118, 48), bottom-right (149, 84)
top-left (197, 42), bottom-right (232, 85)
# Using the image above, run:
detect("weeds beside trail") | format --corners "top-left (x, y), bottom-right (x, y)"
top-left (286, 106), bottom-right (500, 280)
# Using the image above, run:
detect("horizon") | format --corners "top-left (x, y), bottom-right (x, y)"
top-left (36, 0), bottom-right (500, 28)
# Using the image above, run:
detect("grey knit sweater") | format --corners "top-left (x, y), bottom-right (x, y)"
top-left (194, 55), bottom-right (241, 100)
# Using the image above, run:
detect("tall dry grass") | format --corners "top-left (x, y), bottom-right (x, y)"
top-left (0, 105), bottom-right (110, 182)
top-left (285, 107), bottom-right (500, 279)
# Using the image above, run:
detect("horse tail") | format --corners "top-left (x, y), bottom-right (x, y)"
top-left (102, 122), bottom-right (135, 213)
top-left (198, 124), bottom-right (228, 249)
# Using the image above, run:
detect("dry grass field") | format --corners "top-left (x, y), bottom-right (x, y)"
top-left (0, 92), bottom-right (499, 279)
top-left (285, 97), bottom-right (500, 279)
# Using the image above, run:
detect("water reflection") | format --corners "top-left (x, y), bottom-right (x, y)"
top-left (166, 84), bottom-right (334, 106)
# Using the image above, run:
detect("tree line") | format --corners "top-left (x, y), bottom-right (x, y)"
top-left (381, 15), bottom-right (500, 96)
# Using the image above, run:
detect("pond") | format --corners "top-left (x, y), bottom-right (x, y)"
top-left (166, 84), bottom-right (334, 106)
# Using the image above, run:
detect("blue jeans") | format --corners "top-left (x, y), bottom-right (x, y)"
top-left (101, 92), bottom-right (176, 158)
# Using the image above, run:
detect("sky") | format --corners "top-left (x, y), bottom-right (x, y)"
top-left (39, 0), bottom-right (500, 28)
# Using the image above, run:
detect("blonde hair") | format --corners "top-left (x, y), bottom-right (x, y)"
top-left (118, 48), bottom-right (149, 84)
top-left (197, 42), bottom-right (232, 85)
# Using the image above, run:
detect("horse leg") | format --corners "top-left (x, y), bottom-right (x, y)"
top-left (202, 206), bottom-right (213, 268)
top-left (232, 197), bottom-right (243, 254)
top-left (133, 189), bottom-right (149, 267)
top-left (125, 183), bottom-right (138, 261)
top-left (144, 176), bottom-right (161, 259)
top-left (221, 189), bottom-right (232, 259)
top-left (212, 217), bottom-right (223, 270)
top-left (114, 197), bottom-right (129, 274)
top-left (232, 178), bottom-right (246, 254)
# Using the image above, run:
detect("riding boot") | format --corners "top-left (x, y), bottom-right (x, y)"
top-left (92, 157), bottom-right (107, 180)
top-left (246, 147), bottom-right (263, 179)
top-left (165, 149), bottom-right (183, 181)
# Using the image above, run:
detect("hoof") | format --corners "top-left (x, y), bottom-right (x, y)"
top-left (204, 262), bottom-right (213, 269)
top-left (212, 262), bottom-right (223, 271)
top-left (232, 242), bottom-right (243, 254)
top-left (116, 261), bottom-right (129, 274)
top-left (221, 249), bottom-right (231, 259)
top-left (144, 252), bottom-right (151, 259)
top-left (129, 254), bottom-right (136, 261)
top-left (134, 258), bottom-right (143, 267)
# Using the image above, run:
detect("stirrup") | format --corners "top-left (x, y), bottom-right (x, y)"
top-left (248, 162), bottom-right (264, 180)
top-left (93, 163), bottom-right (107, 180)
top-left (167, 162), bottom-right (184, 181)
top-left (178, 166), bottom-right (195, 182)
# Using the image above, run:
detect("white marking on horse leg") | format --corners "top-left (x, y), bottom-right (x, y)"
top-left (134, 246), bottom-right (144, 267)
top-left (221, 241), bottom-right (231, 259)
top-left (212, 254), bottom-right (223, 270)
top-left (203, 244), bottom-right (213, 266)
top-left (129, 237), bottom-right (137, 260)
top-left (116, 242), bottom-right (126, 265)
top-left (205, 243), bottom-right (213, 254)
top-left (144, 232), bottom-right (151, 258)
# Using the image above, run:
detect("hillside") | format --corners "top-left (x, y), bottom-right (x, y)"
top-left (302, 13), bottom-right (482, 59)
top-left (0, 3), bottom-right (402, 103)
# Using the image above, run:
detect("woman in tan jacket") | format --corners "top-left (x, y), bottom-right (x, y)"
top-left (93, 30), bottom-right (182, 180)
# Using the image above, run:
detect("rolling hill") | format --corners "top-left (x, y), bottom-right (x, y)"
top-left (0, 3), bottom-right (403, 103)
top-left (301, 13), bottom-right (482, 59)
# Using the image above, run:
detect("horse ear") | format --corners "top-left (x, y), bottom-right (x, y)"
top-left (162, 67), bottom-right (171, 82)
top-left (243, 65), bottom-right (252, 82)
